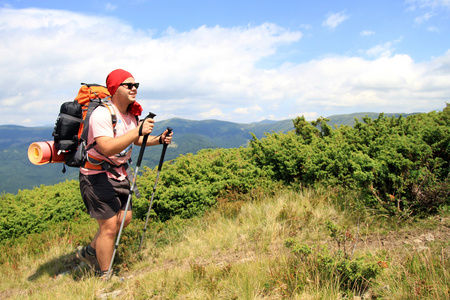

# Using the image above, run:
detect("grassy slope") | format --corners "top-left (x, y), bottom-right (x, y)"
top-left (1, 187), bottom-right (449, 299)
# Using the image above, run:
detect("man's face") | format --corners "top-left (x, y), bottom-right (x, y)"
top-left (115, 77), bottom-right (137, 104)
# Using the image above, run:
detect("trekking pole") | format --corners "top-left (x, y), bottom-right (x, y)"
top-left (106, 112), bottom-right (156, 280)
top-left (138, 127), bottom-right (173, 253)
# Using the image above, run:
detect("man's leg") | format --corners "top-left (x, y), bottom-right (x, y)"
top-left (95, 216), bottom-right (118, 272)
top-left (94, 210), bottom-right (133, 273)
top-left (116, 209), bottom-right (133, 230)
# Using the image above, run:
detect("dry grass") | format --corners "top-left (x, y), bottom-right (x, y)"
top-left (1, 187), bottom-right (449, 299)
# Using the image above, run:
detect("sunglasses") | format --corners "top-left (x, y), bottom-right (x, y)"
top-left (119, 82), bottom-right (140, 90)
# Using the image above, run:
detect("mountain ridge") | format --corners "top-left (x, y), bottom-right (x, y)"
top-left (0, 112), bottom-right (418, 194)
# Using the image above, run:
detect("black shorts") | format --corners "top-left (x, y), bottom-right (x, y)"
top-left (79, 172), bottom-right (133, 220)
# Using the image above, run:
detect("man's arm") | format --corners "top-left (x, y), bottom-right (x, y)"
top-left (95, 118), bottom-right (155, 156)
top-left (135, 128), bottom-right (173, 146)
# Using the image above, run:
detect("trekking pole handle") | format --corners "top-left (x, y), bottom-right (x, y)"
top-left (136, 112), bottom-right (156, 167)
top-left (163, 127), bottom-right (173, 145)
top-left (157, 127), bottom-right (173, 171)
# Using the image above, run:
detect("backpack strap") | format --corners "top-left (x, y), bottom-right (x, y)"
top-left (101, 100), bottom-right (117, 133)
top-left (85, 152), bottom-right (122, 178)
top-left (79, 99), bottom-right (101, 143)
top-left (81, 100), bottom-right (121, 176)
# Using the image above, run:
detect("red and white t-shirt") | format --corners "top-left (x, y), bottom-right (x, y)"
top-left (80, 102), bottom-right (138, 180)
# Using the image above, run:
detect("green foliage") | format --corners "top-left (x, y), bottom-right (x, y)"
top-left (325, 220), bottom-right (356, 259)
top-left (282, 227), bottom-right (382, 297)
top-left (251, 105), bottom-right (450, 216)
top-left (0, 180), bottom-right (88, 242)
top-left (1, 104), bottom-right (448, 243)
top-left (0, 146), bottom-right (276, 241)
top-left (0, 118), bottom-right (294, 194)
top-left (134, 147), bottom-right (275, 222)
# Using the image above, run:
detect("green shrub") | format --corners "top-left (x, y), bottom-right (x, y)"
top-left (282, 224), bottom-right (383, 296)
top-left (0, 180), bottom-right (87, 242)
top-left (135, 147), bottom-right (275, 222)
top-left (2, 104), bottom-right (448, 243)
top-left (250, 104), bottom-right (450, 216)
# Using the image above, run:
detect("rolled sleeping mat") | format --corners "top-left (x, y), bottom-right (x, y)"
top-left (28, 141), bottom-right (65, 165)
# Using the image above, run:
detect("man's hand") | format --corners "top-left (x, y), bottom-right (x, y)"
top-left (139, 118), bottom-right (154, 137)
top-left (161, 128), bottom-right (173, 144)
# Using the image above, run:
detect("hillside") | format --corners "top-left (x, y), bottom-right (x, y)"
top-left (1, 188), bottom-right (448, 299)
top-left (0, 111), bottom-right (417, 194)
top-left (0, 107), bottom-right (448, 299)
top-left (0, 118), bottom-right (294, 194)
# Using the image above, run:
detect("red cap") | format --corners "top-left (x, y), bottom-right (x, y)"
top-left (106, 69), bottom-right (134, 96)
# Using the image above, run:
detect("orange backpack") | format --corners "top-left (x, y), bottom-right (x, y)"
top-left (52, 83), bottom-right (116, 170)
top-left (74, 84), bottom-right (116, 141)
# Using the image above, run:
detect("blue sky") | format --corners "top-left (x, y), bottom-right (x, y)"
top-left (0, 0), bottom-right (449, 126)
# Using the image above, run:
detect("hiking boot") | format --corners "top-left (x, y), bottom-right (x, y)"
top-left (99, 271), bottom-right (109, 281)
top-left (76, 246), bottom-right (100, 273)
top-left (98, 270), bottom-right (123, 282)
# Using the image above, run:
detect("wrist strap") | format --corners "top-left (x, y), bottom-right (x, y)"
top-left (139, 122), bottom-right (144, 136)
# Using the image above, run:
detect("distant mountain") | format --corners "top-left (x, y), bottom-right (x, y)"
top-left (254, 119), bottom-right (279, 124)
top-left (153, 118), bottom-right (294, 148)
top-left (0, 112), bottom-right (420, 194)
top-left (0, 118), bottom-right (295, 194)
top-left (0, 125), bottom-right (54, 149)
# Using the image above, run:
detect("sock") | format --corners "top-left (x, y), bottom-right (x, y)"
top-left (86, 244), bottom-right (96, 257)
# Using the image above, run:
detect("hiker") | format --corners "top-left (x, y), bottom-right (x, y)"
top-left (76, 69), bottom-right (172, 278)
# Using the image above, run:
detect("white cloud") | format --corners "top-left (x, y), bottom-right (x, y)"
top-left (363, 38), bottom-right (403, 58)
top-left (105, 3), bottom-right (117, 11)
top-left (199, 108), bottom-right (226, 119)
top-left (406, 0), bottom-right (450, 9)
top-left (427, 26), bottom-right (440, 32)
top-left (365, 42), bottom-right (395, 58)
top-left (414, 11), bottom-right (435, 23)
top-left (233, 105), bottom-right (263, 115)
top-left (322, 10), bottom-right (349, 29)
top-left (300, 24), bottom-right (312, 30)
top-left (360, 30), bottom-right (375, 36)
top-left (288, 112), bottom-right (318, 121)
top-left (0, 7), bottom-right (448, 126)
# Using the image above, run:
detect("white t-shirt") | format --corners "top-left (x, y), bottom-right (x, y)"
top-left (79, 102), bottom-right (138, 180)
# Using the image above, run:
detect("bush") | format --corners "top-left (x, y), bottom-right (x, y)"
top-left (250, 104), bottom-right (450, 216)
top-left (0, 180), bottom-right (87, 242)
top-left (2, 104), bottom-right (448, 242)
top-left (134, 147), bottom-right (275, 222)
top-left (282, 224), bottom-right (383, 296)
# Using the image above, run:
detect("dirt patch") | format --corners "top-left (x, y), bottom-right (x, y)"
top-left (358, 218), bottom-right (450, 254)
